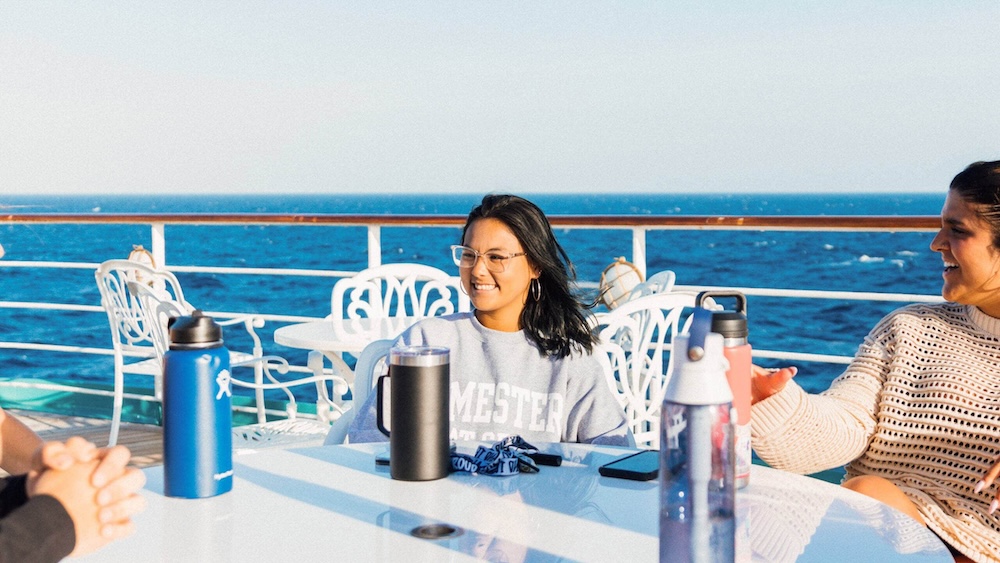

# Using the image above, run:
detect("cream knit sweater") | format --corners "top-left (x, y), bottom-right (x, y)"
top-left (752, 302), bottom-right (1000, 562)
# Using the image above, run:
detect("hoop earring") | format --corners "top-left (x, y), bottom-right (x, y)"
top-left (530, 278), bottom-right (541, 302)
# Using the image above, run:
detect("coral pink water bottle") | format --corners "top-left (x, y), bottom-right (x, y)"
top-left (697, 291), bottom-right (751, 489)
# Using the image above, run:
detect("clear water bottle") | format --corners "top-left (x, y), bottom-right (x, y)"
top-left (660, 308), bottom-right (735, 563)
top-left (162, 310), bottom-right (234, 498)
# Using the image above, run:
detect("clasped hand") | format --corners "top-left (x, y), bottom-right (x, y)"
top-left (27, 437), bottom-right (147, 557)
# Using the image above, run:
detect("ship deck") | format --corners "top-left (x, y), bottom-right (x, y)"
top-left (9, 410), bottom-right (163, 469)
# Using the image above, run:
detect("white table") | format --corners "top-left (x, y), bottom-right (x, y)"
top-left (274, 316), bottom-right (416, 385)
top-left (78, 443), bottom-right (952, 562)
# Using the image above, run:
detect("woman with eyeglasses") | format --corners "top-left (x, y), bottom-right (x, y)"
top-left (348, 194), bottom-right (629, 446)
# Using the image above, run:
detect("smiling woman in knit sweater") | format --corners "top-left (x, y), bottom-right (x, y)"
top-left (750, 160), bottom-right (1000, 563)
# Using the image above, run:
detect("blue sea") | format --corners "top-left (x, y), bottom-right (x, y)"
top-left (0, 192), bottom-right (944, 407)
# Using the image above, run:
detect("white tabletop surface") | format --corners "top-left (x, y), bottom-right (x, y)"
top-left (77, 442), bottom-right (953, 562)
top-left (274, 316), bottom-right (415, 355)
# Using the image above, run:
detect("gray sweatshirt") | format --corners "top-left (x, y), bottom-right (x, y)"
top-left (348, 312), bottom-right (630, 446)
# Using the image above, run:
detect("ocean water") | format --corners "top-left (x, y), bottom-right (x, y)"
top-left (0, 192), bottom-right (944, 405)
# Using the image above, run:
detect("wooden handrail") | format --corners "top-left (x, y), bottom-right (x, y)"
top-left (0, 213), bottom-right (940, 231)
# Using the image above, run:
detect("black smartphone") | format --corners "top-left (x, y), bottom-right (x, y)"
top-left (526, 452), bottom-right (562, 467)
top-left (598, 450), bottom-right (659, 481)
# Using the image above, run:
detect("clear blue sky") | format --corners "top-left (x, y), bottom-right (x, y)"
top-left (1, 2), bottom-right (998, 195)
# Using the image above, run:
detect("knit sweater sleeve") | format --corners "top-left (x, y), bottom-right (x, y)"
top-left (751, 315), bottom-right (893, 475)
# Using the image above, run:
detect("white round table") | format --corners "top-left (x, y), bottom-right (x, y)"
top-left (76, 442), bottom-right (953, 562)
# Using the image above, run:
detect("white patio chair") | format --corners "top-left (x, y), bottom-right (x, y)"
top-left (127, 279), bottom-right (349, 450)
top-left (95, 258), bottom-right (343, 446)
top-left (96, 259), bottom-right (192, 445)
top-left (324, 338), bottom-right (393, 445)
top-left (330, 263), bottom-right (470, 320)
top-left (593, 292), bottom-right (697, 449)
top-left (627, 269), bottom-right (677, 301)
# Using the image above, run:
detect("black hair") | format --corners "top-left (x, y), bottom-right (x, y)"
top-left (462, 194), bottom-right (599, 358)
top-left (950, 160), bottom-right (1000, 248)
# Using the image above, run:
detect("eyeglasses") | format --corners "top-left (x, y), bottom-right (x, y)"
top-left (451, 245), bottom-right (527, 273)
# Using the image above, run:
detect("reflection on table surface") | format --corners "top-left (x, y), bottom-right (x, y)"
top-left (76, 442), bottom-right (952, 562)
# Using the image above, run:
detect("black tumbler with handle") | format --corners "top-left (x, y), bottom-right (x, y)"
top-left (376, 346), bottom-right (450, 481)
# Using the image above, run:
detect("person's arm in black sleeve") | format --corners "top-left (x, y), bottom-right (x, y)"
top-left (0, 475), bottom-right (28, 519)
top-left (0, 476), bottom-right (76, 563)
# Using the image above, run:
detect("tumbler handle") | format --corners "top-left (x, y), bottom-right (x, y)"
top-left (375, 372), bottom-right (390, 437)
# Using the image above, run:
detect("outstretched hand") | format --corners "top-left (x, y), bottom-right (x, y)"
top-left (976, 456), bottom-right (1000, 515)
top-left (751, 364), bottom-right (798, 404)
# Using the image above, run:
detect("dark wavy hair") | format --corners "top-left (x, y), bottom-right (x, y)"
top-left (950, 160), bottom-right (1000, 248)
top-left (462, 194), bottom-right (598, 358)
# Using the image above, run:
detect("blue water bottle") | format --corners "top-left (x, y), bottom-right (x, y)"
top-left (660, 308), bottom-right (736, 563)
top-left (162, 310), bottom-right (233, 498)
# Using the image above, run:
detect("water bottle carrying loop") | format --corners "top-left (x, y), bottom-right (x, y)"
top-left (686, 308), bottom-right (712, 361)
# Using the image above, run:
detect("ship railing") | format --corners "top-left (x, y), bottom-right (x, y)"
top-left (675, 284), bottom-right (943, 365)
top-left (0, 213), bottom-right (942, 416)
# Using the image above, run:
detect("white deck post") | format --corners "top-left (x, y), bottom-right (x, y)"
top-left (632, 227), bottom-right (647, 279)
top-left (151, 223), bottom-right (166, 267)
top-left (367, 225), bottom-right (381, 268)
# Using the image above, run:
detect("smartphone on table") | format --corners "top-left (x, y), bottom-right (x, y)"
top-left (598, 450), bottom-right (659, 481)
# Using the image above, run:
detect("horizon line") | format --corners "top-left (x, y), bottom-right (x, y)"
top-left (2, 190), bottom-right (945, 198)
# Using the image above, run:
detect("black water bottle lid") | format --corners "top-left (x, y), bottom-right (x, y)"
top-left (168, 310), bottom-right (224, 350)
top-left (710, 311), bottom-right (748, 339)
